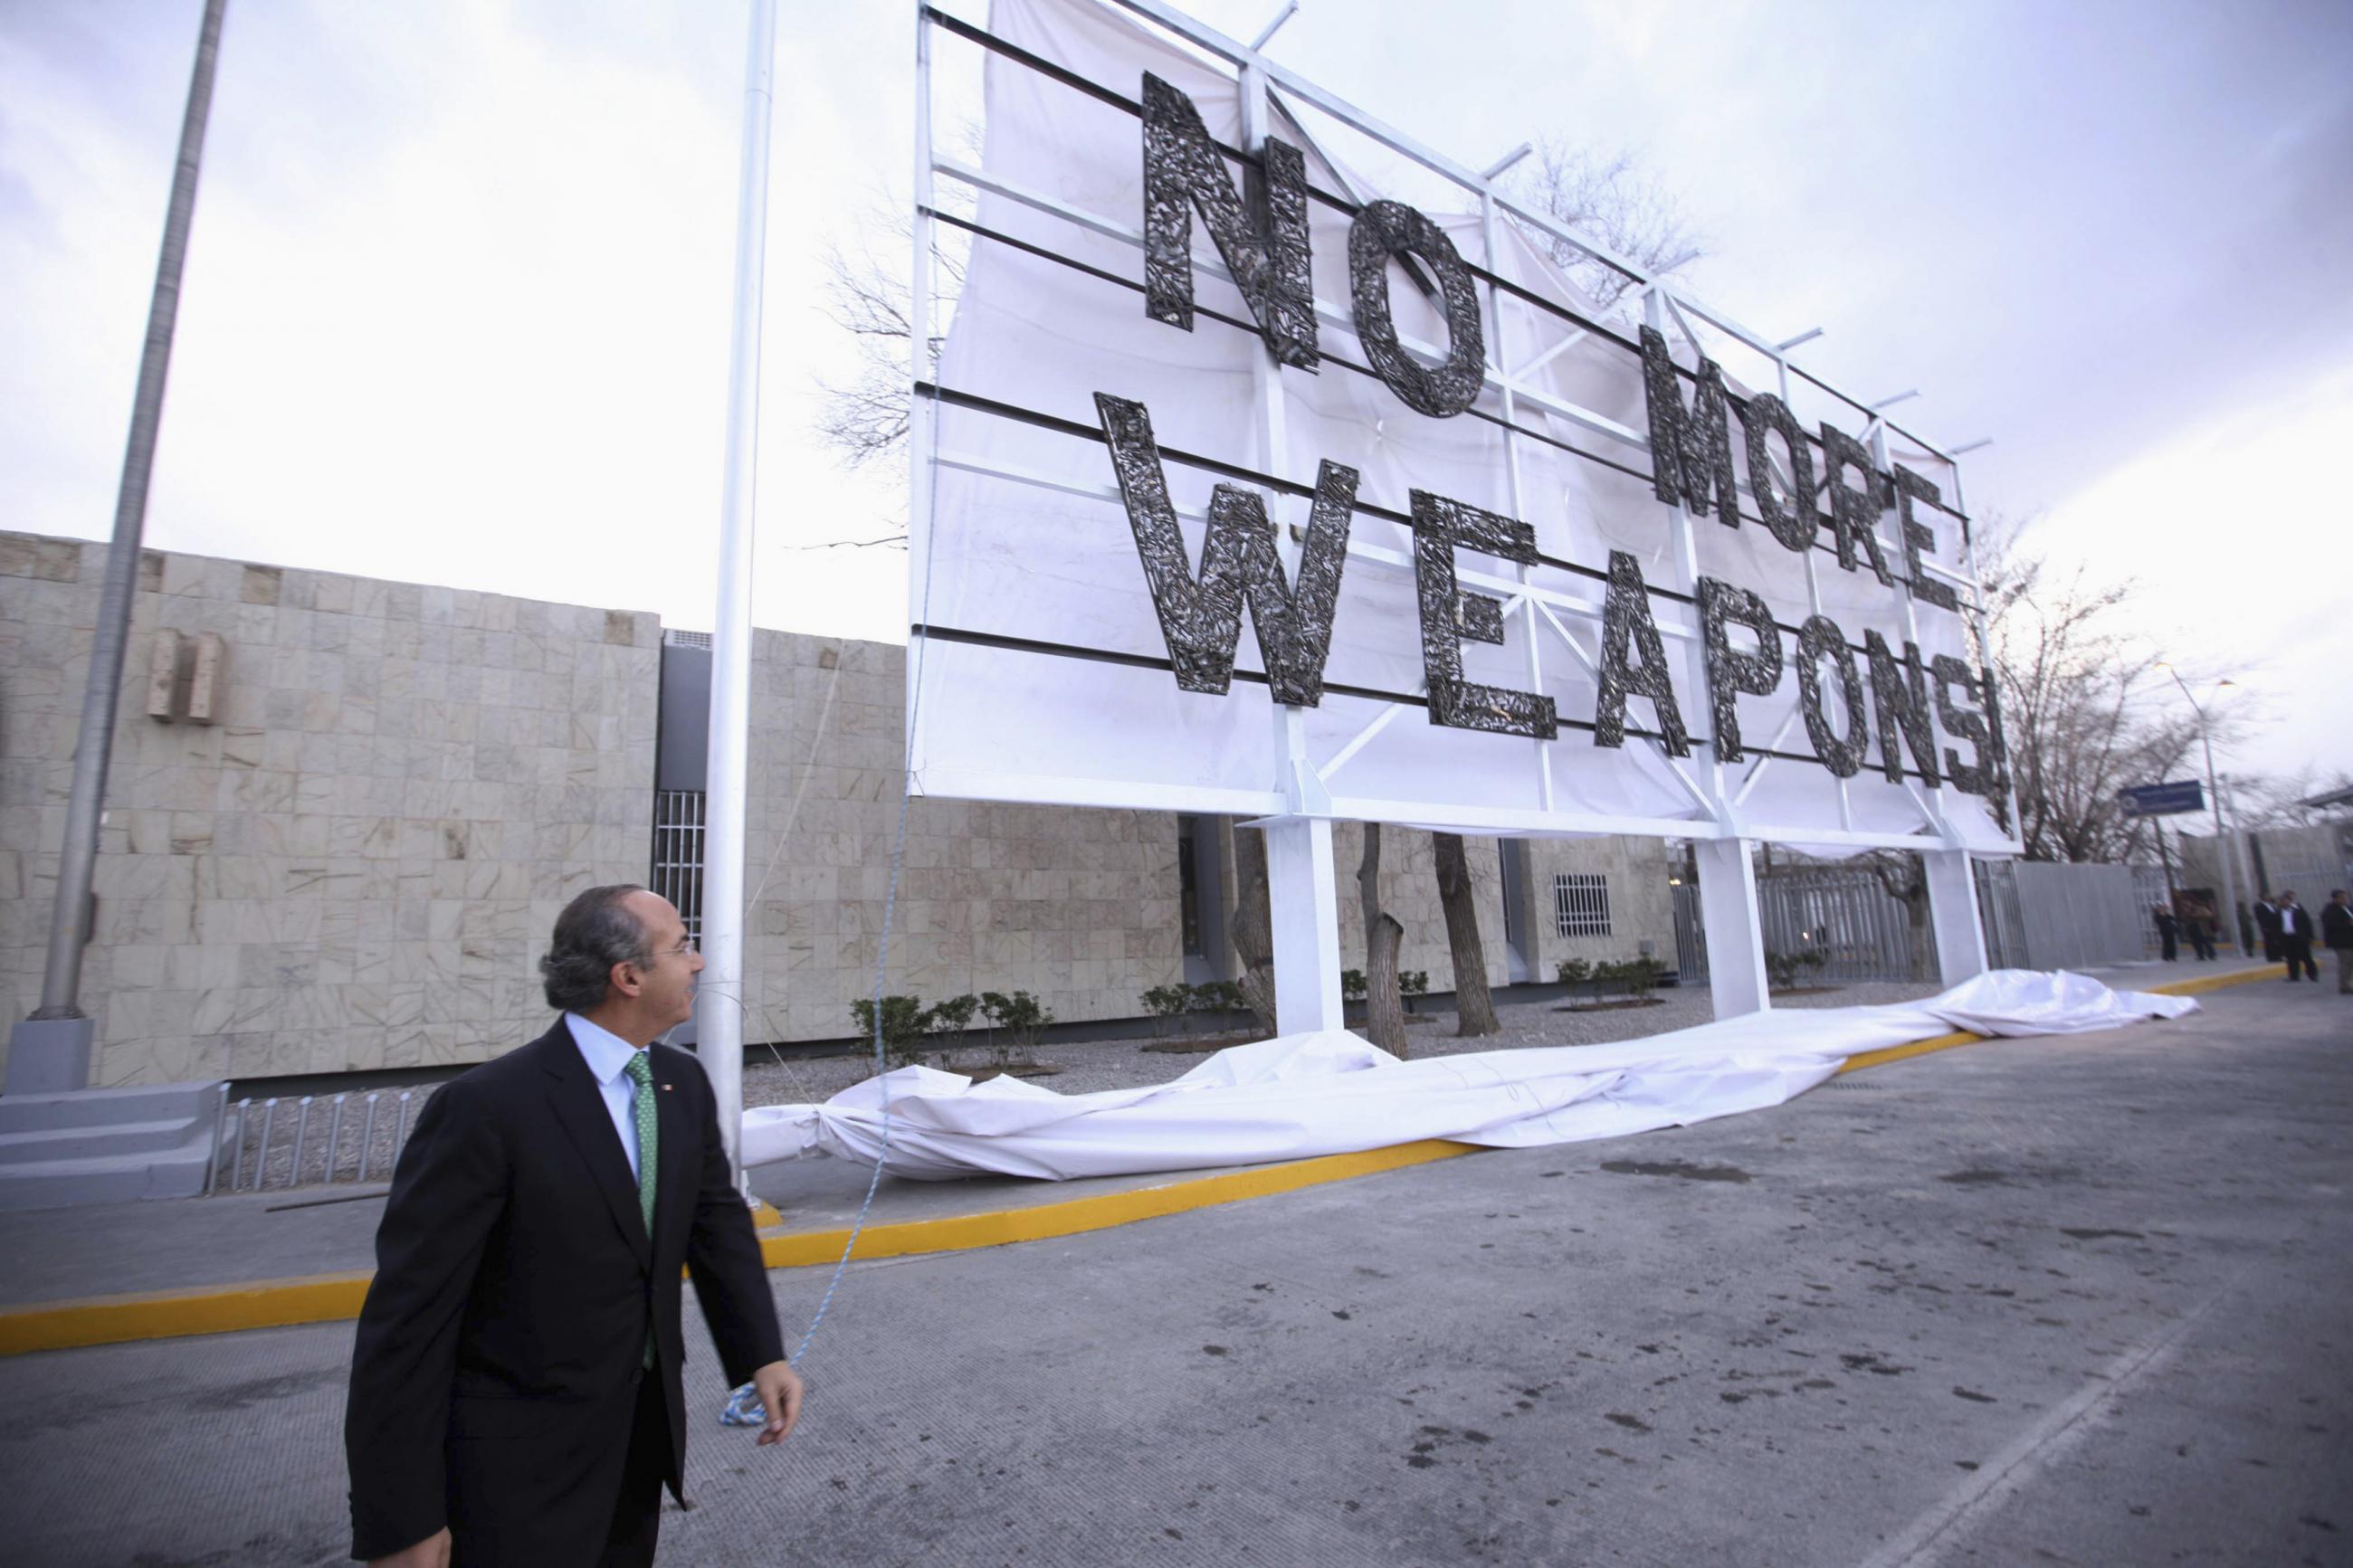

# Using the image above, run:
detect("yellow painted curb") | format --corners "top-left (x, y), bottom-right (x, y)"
top-left (0, 961), bottom-right (2293, 1356)
top-left (0, 1271), bottom-right (371, 1358)
top-left (753, 1138), bottom-right (1474, 1269)
top-left (1837, 1031), bottom-right (1982, 1075)
top-left (2142, 963), bottom-right (2287, 997)
top-left (1832, 962), bottom-right (2284, 1079)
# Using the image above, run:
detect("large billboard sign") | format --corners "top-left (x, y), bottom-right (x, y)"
top-left (906, 0), bottom-right (2021, 863)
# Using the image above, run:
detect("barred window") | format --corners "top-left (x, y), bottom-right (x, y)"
top-left (652, 790), bottom-right (707, 940)
top-left (1553, 872), bottom-right (1611, 937)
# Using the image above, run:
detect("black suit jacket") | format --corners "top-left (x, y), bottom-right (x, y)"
top-left (346, 1019), bottom-right (783, 1562)
top-left (2255, 903), bottom-right (2282, 937)
top-left (2279, 906), bottom-right (2316, 943)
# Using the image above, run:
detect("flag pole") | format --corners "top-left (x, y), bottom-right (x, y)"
top-left (699, 0), bottom-right (780, 1185)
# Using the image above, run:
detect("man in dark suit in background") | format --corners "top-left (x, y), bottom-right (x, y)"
top-left (2255, 894), bottom-right (2283, 962)
top-left (2277, 890), bottom-right (2320, 983)
top-left (347, 885), bottom-right (804, 1565)
top-left (2323, 890), bottom-right (2353, 994)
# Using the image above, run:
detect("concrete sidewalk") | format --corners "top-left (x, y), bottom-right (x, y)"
top-left (0, 959), bottom-right (2287, 1345)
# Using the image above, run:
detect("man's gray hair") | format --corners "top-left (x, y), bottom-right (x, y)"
top-left (539, 884), bottom-right (654, 1013)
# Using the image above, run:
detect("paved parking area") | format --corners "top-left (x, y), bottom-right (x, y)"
top-left (0, 980), bottom-right (2345, 1566)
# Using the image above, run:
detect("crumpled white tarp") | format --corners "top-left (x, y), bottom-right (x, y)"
top-left (740, 971), bottom-right (2196, 1182)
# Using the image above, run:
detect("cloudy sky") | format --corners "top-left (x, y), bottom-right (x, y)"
top-left (3, 0), bottom-right (2348, 788)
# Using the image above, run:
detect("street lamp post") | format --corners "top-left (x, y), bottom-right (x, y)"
top-left (2158, 664), bottom-right (2239, 953)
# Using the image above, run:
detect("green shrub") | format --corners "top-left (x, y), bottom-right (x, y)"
top-left (1191, 980), bottom-right (1244, 1016)
top-left (1555, 956), bottom-right (1593, 986)
top-left (980, 990), bottom-right (1054, 1053)
top-left (1140, 983), bottom-right (1194, 1036)
top-left (1341, 969), bottom-right (1367, 1002)
top-left (850, 994), bottom-right (932, 1069)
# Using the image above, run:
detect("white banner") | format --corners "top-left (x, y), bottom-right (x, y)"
top-left (910, 0), bottom-right (2016, 856)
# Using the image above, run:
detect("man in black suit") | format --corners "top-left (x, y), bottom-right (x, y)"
top-left (347, 885), bottom-right (804, 1565)
top-left (2254, 895), bottom-right (2282, 962)
top-left (2323, 890), bottom-right (2353, 994)
top-left (2277, 890), bottom-right (2320, 983)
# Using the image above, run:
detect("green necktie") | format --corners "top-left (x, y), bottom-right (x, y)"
top-left (624, 1050), bottom-right (658, 1369)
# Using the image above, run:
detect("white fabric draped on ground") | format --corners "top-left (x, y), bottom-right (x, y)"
top-left (738, 972), bottom-right (2196, 1182)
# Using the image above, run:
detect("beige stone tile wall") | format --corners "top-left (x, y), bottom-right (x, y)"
top-left (733, 630), bottom-right (1185, 1045)
top-left (0, 531), bottom-right (657, 1088)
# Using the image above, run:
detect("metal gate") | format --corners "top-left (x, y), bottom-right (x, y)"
top-left (1675, 870), bottom-right (1920, 986)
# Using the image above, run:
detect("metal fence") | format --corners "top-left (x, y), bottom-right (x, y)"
top-left (206, 1086), bottom-right (428, 1195)
top-left (1674, 870), bottom-right (1920, 986)
top-left (1975, 859), bottom-right (2030, 970)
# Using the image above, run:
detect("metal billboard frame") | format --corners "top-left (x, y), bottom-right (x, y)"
top-left (906, 0), bottom-right (2021, 1025)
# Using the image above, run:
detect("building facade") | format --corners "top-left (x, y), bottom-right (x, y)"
top-left (3, 531), bottom-right (1681, 1088)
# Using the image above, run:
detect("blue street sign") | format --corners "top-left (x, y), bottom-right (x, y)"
top-left (2120, 780), bottom-right (2205, 817)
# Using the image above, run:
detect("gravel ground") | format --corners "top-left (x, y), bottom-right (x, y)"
top-left (738, 980), bottom-right (1945, 1109)
top-left (207, 981), bottom-right (1945, 1194)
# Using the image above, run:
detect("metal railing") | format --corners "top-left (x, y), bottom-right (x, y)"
top-left (205, 1086), bottom-right (429, 1195)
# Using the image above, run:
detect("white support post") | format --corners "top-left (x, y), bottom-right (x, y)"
top-left (1266, 817), bottom-right (1346, 1032)
top-left (1240, 59), bottom-right (1345, 1037)
top-left (1922, 848), bottom-right (1988, 984)
top-left (1693, 837), bottom-right (1771, 1017)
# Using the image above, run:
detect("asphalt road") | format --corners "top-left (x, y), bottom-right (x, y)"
top-left (2, 978), bottom-right (2346, 1567)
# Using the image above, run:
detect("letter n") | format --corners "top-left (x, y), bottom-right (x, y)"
top-left (1140, 73), bottom-right (1317, 371)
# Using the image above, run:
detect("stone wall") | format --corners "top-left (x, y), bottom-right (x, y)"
top-left (4, 531), bottom-right (1686, 1084)
top-left (735, 630), bottom-right (1183, 1044)
top-left (0, 531), bottom-right (657, 1088)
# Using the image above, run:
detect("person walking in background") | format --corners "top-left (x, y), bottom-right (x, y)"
top-left (2322, 890), bottom-right (2353, 994)
top-left (2187, 899), bottom-right (2218, 962)
top-left (2255, 894), bottom-right (2283, 963)
top-left (2276, 891), bottom-right (2319, 983)
top-left (2153, 903), bottom-right (2179, 962)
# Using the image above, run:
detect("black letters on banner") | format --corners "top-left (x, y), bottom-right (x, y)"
top-left (1819, 424), bottom-right (1897, 588)
top-left (1696, 576), bottom-right (1783, 763)
top-left (1410, 491), bottom-right (1557, 738)
top-left (1863, 631), bottom-right (1941, 786)
top-left (1891, 465), bottom-right (1960, 611)
top-left (1349, 201), bottom-right (1485, 418)
top-left (1094, 394), bottom-right (1355, 705)
top-left (1738, 393), bottom-right (1820, 554)
top-left (1595, 551), bottom-right (1691, 755)
top-left (1638, 327), bottom-right (1739, 525)
top-left (1930, 653), bottom-right (1992, 796)
top-left (1140, 73), bottom-right (1318, 371)
top-left (1795, 615), bottom-right (1868, 778)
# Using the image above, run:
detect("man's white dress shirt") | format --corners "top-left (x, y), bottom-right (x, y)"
top-left (565, 1012), bottom-right (646, 1182)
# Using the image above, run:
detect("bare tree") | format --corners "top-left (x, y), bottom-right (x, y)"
top-left (1859, 851), bottom-right (1938, 983)
top-left (2230, 768), bottom-right (2353, 830)
top-left (1358, 825), bottom-right (1407, 1055)
top-left (1501, 140), bottom-right (1707, 318)
top-left (1227, 822), bottom-right (1278, 1036)
top-left (1433, 833), bottom-right (1500, 1036)
top-left (1971, 515), bottom-right (2216, 864)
